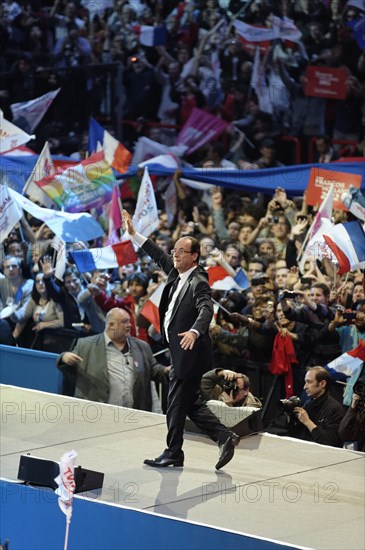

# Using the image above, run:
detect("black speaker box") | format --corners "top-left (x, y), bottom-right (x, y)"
top-left (17, 455), bottom-right (104, 493)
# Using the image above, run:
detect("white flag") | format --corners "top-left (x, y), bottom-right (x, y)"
top-left (0, 109), bottom-right (35, 154)
top-left (22, 141), bottom-right (57, 208)
top-left (10, 89), bottom-right (60, 133)
top-left (0, 180), bottom-right (23, 241)
top-left (132, 167), bottom-right (159, 236)
top-left (51, 235), bottom-right (66, 281)
top-left (250, 47), bottom-right (273, 114)
top-left (54, 450), bottom-right (78, 521)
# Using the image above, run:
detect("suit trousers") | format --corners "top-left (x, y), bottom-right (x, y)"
top-left (165, 368), bottom-right (231, 458)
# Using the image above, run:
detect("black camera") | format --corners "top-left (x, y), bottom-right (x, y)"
top-left (271, 216), bottom-right (279, 223)
top-left (353, 370), bottom-right (365, 400)
top-left (280, 396), bottom-right (302, 414)
top-left (222, 381), bottom-right (239, 397)
top-left (343, 311), bottom-right (357, 322)
top-left (279, 290), bottom-right (301, 300)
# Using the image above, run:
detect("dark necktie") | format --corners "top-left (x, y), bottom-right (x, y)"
top-left (168, 276), bottom-right (180, 299)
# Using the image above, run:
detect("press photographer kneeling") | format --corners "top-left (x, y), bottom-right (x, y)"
top-left (267, 366), bottom-right (345, 447)
top-left (200, 369), bottom-right (262, 431)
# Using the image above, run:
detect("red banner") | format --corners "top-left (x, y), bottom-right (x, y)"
top-left (305, 66), bottom-right (348, 100)
top-left (306, 168), bottom-right (362, 210)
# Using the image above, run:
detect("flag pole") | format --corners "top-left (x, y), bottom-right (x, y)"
top-left (64, 516), bottom-right (71, 550)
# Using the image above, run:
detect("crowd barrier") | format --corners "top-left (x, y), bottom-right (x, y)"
top-left (0, 345), bottom-right (61, 394)
top-left (0, 479), bottom-right (295, 550)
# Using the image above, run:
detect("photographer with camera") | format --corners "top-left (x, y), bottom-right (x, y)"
top-left (201, 369), bottom-right (262, 408)
top-left (268, 367), bottom-right (345, 447)
top-left (292, 367), bottom-right (345, 447)
top-left (339, 378), bottom-right (365, 452)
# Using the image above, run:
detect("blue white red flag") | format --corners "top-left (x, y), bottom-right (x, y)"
top-left (323, 220), bottom-right (365, 274)
top-left (135, 25), bottom-right (167, 47)
top-left (70, 240), bottom-right (137, 272)
top-left (89, 118), bottom-right (132, 173)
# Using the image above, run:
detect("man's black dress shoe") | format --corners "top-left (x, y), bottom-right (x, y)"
top-left (143, 453), bottom-right (184, 468)
top-left (215, 433), bottom-right (240, 470)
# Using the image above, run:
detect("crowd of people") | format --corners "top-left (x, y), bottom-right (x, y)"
top-left (0, 0), bottom-right (365, 160)
top-left (1, 0), bottom-right (365, 456)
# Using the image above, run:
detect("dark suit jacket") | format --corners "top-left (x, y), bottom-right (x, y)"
top-left (57, 333), bottom-right (166, 410)
top-left (142, 239), bottom-right (213, 380)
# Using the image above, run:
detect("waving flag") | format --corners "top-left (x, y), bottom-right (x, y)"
top-left (10, 89), bottom-right (60, 133)
top-left (35, 151), bottom-right (115, 212)
top-left (140, 284), bottom-right (164, 332)
top-left (0, 109), bottom-right (35, 154)
top-left (70, 240), bottom-right (137, 272)
top-left (326, 340), bottom-right (365, 378)
top-left (89, 118), bottom-right (132, 173)
top-left (298, 185), bottom-right (335, 271)
top-left (176, 108), bottom-right (230, 155)
top-left (22, 141), bottom-right (59, 208)
top-left (132, 167), bottom-right (159, 236)
top-left (106, 184), bottom-right (122, 245)
top-left (135, 25), bottom-right (167, 47)
top-left (8, 187), bottom-right (104, 242)
top-left (323, 220), bottom-right (365, 274)
top-left (250, 47), bottom-right (273, 114)
top-left (207, 266), bottom-right (241, 290)
top-left (0, 182), bottom-right (23, 241)
top-left (234, 17), bottom-right (301, 43)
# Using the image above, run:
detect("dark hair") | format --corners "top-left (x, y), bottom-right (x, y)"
top-left (184, 236), bottom-right (201, 261)
top-left (311, 282), bottom-right (330, 297)
top-left (127, 273), bottom-right (149, 291)
top-left (309, 366), bottom-right (331, 387)
top-left (260, 137), bottom-right (276, 149)
top-left (63, 266), bottom-right (80, 280)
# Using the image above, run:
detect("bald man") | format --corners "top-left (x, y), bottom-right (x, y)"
top-left (57, 308), bottom-right (168, 410)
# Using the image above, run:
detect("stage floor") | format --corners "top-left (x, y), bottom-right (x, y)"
top-left (1, 384), bottom-right (364, 550)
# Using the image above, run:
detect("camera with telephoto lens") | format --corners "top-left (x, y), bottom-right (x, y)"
top-left (222, 380), bottom-right (239, 397)
top-left (280, 396), bottom-right (302, 414)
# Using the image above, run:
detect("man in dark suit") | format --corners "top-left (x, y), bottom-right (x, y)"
top-left (123, 210), bottom-right (239, 470)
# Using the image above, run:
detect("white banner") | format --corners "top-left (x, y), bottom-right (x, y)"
top-left (22, 141), bottom-right (57, 208)
top-left (0, 109), bottom-right (35, 154)
top-left (11, 89), bottom-right (60, 133)
top-left (0, 181), bottom-right (23, 242)
top-left (132, 167), bottom-right (159, 236)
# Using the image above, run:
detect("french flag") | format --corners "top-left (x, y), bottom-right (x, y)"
top-left (140, 284), bottom-right (164, 333)
top-left (89, 118), bottom-right (132, 173)
top-left (326, 340), bottom-right (365, 379)
top-left (207, 266), bottom-right (241, 290)
top-left (135, 25), bottom-right (167, 47)
top-left (70, 240), bottom-right (137, 272)
top-left (323, 220), bottom-right (365, 274)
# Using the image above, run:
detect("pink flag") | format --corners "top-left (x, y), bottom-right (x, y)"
top-left (106, 184), bottom-right (122, 245)
top-left (176, 108), bottom-right (229, 155)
